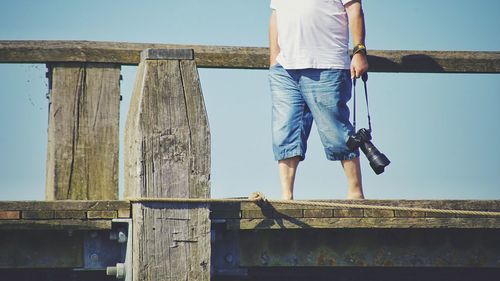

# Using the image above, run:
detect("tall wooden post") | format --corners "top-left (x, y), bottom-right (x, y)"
top-left (125, 49), bottom-right (211, 281)
top-left (45, 62), bottom-right (120, 200)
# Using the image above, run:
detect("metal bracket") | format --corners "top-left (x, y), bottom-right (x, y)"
top-left (211, 222), bottom-right (248, 277)
top-left (105, 218), bottom-right (133, 281)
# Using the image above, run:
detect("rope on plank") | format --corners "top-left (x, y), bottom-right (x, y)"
top-left (126, 191), bottom-right (500, 217)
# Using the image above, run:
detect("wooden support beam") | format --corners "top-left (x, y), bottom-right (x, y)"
top-left (210, 200), bottom-right (500, 229)
top-left (45, 63), bottom-right (120, 200)
top-left (125, 49), bottom-right (211, 281)
top-left (0, 200), bottom-right (130, 230)
top-left (0, 40), bottom-right (499, 73)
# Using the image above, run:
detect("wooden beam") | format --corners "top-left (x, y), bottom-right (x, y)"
top-left (0, 200), bottom-right (130, 211)
top-left (1, 40), bottom-right (499, 73)
top-left (125, 49), bottom-right (211, 281)
top-left (0, 219), bottom-right (111, 230)
top-left (211, 200), bottom-right (500, 212)
top-left (210, 200), bottom-right (500, 229)
top-left (45, 62), bottom-right (120, 200)
top-left (0, 200), bottom-right (129, 230)
top-left (226, 217), bottom-right (500, 230)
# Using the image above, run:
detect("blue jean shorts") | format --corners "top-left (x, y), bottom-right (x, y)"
top-left (269, 63), bottom-right (359, 161)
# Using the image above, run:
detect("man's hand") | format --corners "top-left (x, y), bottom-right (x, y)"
top-left (345, 1), bottom-right (368, 79)
top-left (351, 52), bottom-right (368, 79)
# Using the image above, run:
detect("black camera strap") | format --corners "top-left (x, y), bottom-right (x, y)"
top-left (352, 72), bottom-right (372, 132)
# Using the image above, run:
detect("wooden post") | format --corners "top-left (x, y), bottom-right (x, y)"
top-left (125, 49), bottom-right (211, 281)
top-left (45, 62), bottom-right (120, 200)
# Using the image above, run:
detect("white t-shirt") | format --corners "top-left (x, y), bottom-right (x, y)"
top-left (270, 0), bottom-right (354, 69)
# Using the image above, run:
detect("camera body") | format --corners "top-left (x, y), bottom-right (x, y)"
top-left (347, 128), bottom-right (390, 175)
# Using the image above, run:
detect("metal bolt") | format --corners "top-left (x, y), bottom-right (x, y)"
top-left (106, 263), bottom-right (126, 279)
top-left (117, 231), bottom-right (127, 243)
top-left (110, 230), bottom-right (127, 243)
top-left (224, 254), bottom-right (234, 264)
top-left (261, 252), bottom-right (270, 265)
top-left (90, 253), bottom-right (99, 264)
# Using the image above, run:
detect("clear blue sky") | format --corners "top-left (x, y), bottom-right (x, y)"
top-left (1, 0), bottom-right (499, 200)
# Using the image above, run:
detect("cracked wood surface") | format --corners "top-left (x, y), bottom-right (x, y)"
top-left (125, 50), bottom-right (210, 281)
top-left (1, 40), bottom-right (499, 73)
top-left (45, 63), bottom-right (120, 200)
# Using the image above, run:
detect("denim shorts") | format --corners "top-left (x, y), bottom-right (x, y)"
top-left (269, 63), bottom-right (359, 161)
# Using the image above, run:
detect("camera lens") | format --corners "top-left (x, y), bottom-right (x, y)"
top-left (360, 141), bottom-right (390, 175)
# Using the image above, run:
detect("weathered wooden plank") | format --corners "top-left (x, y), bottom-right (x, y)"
top-left (364, 209), bottom-right (395, 218)
top-left (0, 200), bottom-right (130, 211)
top-left (117, 208), bottom-right (131, 218)
top-left (45, 62), bottom-right (120, 200)
top-left (227, 218), bottom-right (500, 230)
top-left (0, 40), bottom-right (499, 73)
top-left (211, 200), bottom-right (500, 211)
top-left (125, 49), bottom-right (211, 281)
top-left (0, 219), bottom-right (111, 230)
top-left (22, 211), bottom-right (55, 219)
top-left (54, 210), bottom-right (87, 219)
top-left (142, 48), bottom-right (194, 60)
top-left (0, 211), bottom-right (21, 220)
top-left (334, 209), bottom-right (364, 218)
top-left (303, 209), bottom-right (333, 218)
top-left (86, 210), bottom-right (117, 219)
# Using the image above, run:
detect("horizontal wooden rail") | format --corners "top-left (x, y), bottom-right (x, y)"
top-left (1, 40), bottom-right (499, 73)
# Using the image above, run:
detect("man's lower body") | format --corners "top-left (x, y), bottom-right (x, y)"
top-left (269, 63), bottom-right (364, 200)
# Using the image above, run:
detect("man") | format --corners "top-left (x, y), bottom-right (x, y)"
top-left (268, 0), bottom-right (368, 199)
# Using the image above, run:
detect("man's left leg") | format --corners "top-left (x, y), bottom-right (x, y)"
top-left (300, 68), bottom-right (363, 199)
top-left (341, 157), bottom-right (364, 199)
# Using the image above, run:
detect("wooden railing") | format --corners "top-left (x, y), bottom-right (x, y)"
top-left (1, 40), bottom-right (500, 72)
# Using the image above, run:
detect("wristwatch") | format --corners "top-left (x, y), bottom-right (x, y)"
top-left (353, 44), bottom-right (367, 56)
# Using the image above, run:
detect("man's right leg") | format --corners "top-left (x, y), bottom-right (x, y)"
top-left (279, 156), bottom-right (301, 200)
top-left (269, 65), bottom-right (312, 200)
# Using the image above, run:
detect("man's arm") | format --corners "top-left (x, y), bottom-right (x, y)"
top-left (345, 0), bottom-right (368, 79)
top-left (269, 10), bottom-right (280, 66)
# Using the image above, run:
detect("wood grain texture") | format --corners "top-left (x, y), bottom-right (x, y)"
top-left (0, 200), bottom-right (130, 211)
top-left (45, 63), bottom-right (120, 200)
top-left (1, 40), bottom-right (499, 73)
top-left (125, 50), bottom-right (210, 281)
top-left (0, 219), bottom-right (111, 230)
top-left (211, 200), bottom-right (500, 212)
top-left (227, 217), bottom-right (500, 230)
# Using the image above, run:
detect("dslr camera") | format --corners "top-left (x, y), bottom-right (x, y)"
top-left (347, 128), bottom-right (390, 175)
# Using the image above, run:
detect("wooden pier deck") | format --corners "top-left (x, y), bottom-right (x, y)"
top-left (1, 200), bottom-right (499, 281)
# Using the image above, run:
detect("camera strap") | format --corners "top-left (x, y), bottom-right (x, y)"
top-left (352, 72), bottom-right (372, 132)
